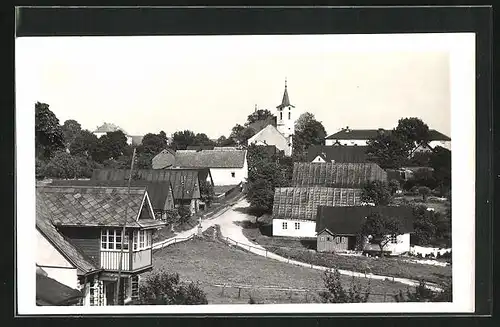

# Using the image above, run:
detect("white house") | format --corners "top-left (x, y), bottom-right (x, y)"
top-left (248, 124), bottom-right (292, 156)
top-left (315, 205), bottom-right (414, 255)
top-left (172, 149), bottom-right (248, 186)
top-left (93, 122), bottom-right (143, 146)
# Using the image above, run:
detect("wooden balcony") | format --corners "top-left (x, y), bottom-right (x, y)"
top-left (100, 249), bottom-right (152, 272)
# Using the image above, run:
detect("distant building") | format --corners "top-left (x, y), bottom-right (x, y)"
top-left (325, 127), bottom-right (451, 150)
top-left (316, 205), bottom-right (414, 255)
top-left (93, 122), bottom-right (143, 146)
top-left (306, 145), bottom-right (369, 163)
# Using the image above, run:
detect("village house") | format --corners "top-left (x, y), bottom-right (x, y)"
top-left (271, 187), bottom-right (363, 238)
top-left (92, 122), bottom-right (143, 146)
top-left (306, 145), bottom-right (369, 163)
top-left (292, 162), bottom-right (388, 188)
top-left (151, 148), bottom-right (176, 169)
top-left (315, 205), bottom-right (414, 255)
top-left (90, 168), bottom-right (213, 215)
top-left (247, 80), bottom-right (296, 156)
top-left (325, 126), bottom-right (451, 150)
top-left (36, 185), bottom-right (165, 306)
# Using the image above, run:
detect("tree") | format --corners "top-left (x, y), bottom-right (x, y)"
top-left (229, 124), bottom-right (255, 146)
top-left (360, 213), bottom-right (403, 256)
top-left (35, 158), bottom-right (47, 180)
top-left (361, 181), bottom-right (392, 205)
top-left (245, 109), bottom-right (274, 126)
top-left (193, 133), bottom-right (216, 146)
top-left (388, 179), bottom-right (401, 196)
top-left (319, 269), bottom-right (370, 303)
top-left (394, 117), bottom-right (430, 151)
top-left (418, 186), bottom-right (431, 202)
top-left (293, 112), bottom-right (327, 158)
top-left (135, 152), bottom-right (154, 169)
top-left (199, 180), bottom-right (215, 207)
top-left (69, 129), bottom-right (99, 158)
top-left (412, 205), bottom-right (438, 246)
top-left (137, 270), bottom-right (208, 305)
top-left (216, 135), bottom-right (236, 147)
top-left (139, 132), bottom-right (169, 155)
top-left (394, 279), bottom-right (451, 302)
top-left (43, 151), bottom-right (79, 179)
top-left (177, 206), bottom-right (192, 224)
top-left (366, 131), bottom-right (410, 169)
top-left (171, 130), bottom-right (197, 150)
top-left (61, 119), bottom-right (82, 148)
top-left (429, 146), bottom-right (451, 195)
top-left (246, 144), bottom-right (286, 215)
top-left (93, 130), bottom-right (128, 162)
top-left (35, 102), bottom-right (65, 160)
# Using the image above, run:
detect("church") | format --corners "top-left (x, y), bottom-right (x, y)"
top-left (247, 79), bottom-right (296, 156)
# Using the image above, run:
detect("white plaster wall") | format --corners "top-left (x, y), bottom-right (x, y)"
top-left (325, 139), bottom-right (368, 146)
top-left (36, 229), bottom-right (78, 289)
top-left (383, 233), bottom-right (411, 255)
top-left (248, 125), bottom-right (291, 155)
top-left (429, 140), bottom-right (451, 150)
top-left (272, 219), bottom-right (317, 238)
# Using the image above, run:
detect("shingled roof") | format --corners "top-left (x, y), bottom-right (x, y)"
top-left (36, 193), bottom-right (99, 275)
top-left (316, 205), bottom-right (415, 234)
top-left (91, 168), bottom-right (211, 200)
top-left (37, 186), bottom-right (160, 228)
top-left (49, 179), bottom-right (175, 211)
top-left (292, 162), bottom-right (387, 188)
top-left (306, 145), bottom-right (369, 163)
top-left (173, 149), bottom-right (247, 168)
top-left (93, 122), bottom-right (128, 135)
top-left (272, 187), bottom-right (363, 221)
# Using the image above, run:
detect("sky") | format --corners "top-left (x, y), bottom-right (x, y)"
top-left (17, 34), bottom-right (451, 139)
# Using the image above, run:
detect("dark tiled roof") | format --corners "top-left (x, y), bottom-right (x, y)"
top-left (186, 145), bottom-right (215, 151)
top-left (272, 187), bottom-right (363, 221)
top-left (306, 145), bottom-right (368, 163)
top-left (49, 179), bottom-right (174, 211)
top-left (36, 194), bottom-right (98, 275)
top-left (36, 273), bottom-right (83, 306)
top-left (174, 149), bottom-right (247, 168)
top-left (292, 162), bottom-right (387, 188)
top-left (277, 84), bottom-right (294, 109)
top-left (91, 168), bottom-right (208, 200)
top-left (316, 205), bottom-right (415, 234)
top-left (326, 128), bottom-right (450, 141)
top-left (152, 148), bottom-right (176, 169)
top-left (37, 185), bottom-right (157, 228)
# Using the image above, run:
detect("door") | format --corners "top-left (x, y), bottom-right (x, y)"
top-left (104, 281), bottom-right (116, 306)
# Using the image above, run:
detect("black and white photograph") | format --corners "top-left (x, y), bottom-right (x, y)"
top-left (15, 7), bottom-right (481, 316)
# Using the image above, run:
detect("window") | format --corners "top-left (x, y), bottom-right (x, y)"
top-left (133, 230), bottom-right (152, 251)
top-left (280, 112), bottom-right (283, 120)
top-left (282, 222), bottom-right (287, 230)
top-left (231, 172), bottom-right (235, 178)
top-left (101, 229), bottom-right (129, 251)
top-left (320, 236), bottom-right (325, 241)
top-left (390, 235), bottom-right (398, 244)
top-left (294, 222), bottom-right (300, 230)
top-left (288, 112), bottom-right (291, 120)
top-left (326, 237), bottom-right (331, 241)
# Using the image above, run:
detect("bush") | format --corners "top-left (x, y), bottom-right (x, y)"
top-left (394, 279), bottom-right (451, 302)
top-left (137, 270), bottom-right (208, 305)
top-left (418, 186), bottom-right (431, 202)
top-left (319, 269), bottom-right (370, 303)
top-left (177, 206), bottom-right (192, 224)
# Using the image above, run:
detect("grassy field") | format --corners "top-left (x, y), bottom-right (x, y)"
top-left (392, 195), bottom-right (450, 214)
top-left (148, 230), bottom-right (413, 304)
top-left (242, 226), bottom-right (452, 286)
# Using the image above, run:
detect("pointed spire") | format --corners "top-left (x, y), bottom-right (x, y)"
top-left (277, 78), bottom-right (294, 109)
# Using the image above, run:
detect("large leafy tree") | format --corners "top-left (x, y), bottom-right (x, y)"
top-left (360, 213), bottom-right (403, 256)
top-left (35, 102), bottom-right (65, 160)
top-left (61, 119), bottom-right (82, 148)
top-left (366, 131), bottom-right (410, 169)
top-left (139, 132), bottom-right (169, 155)
top-left (293, 112), bottom-right (327, 159)
top-left (171, 130), bottom-right (197, 150)
top-left (395, 117), bottom-right (430, 150)
top-left (43, 151), bottom-right (79, 179)
top-left (216, 135), bottom-right (236, 147)
top-left (93, 130), bottom-right (128, 163)
top-left (361, 181), bottom-right (392, 205)
top-left (229, 124), bottom-right (255, 146)
top-left (69, 129), bottom-right (99, 158)
top-left (245, 109), bottom-right (274, 126)
top-left (193, 133), bottom-right (216, 146)
top-left (429, 146), bottom-right (451, 195)
top-left (319, 269), bottom-right (370, 303)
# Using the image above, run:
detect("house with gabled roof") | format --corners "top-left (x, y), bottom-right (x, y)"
top-left (92, 122), bottom-right (143, 146)
top-left (271, 187), bottom-right (363, 238)
top-left (315, 205), bottom-right (414, 255)
top-left (90, 168), bottom-right (213, 215)
top-left (36, 185), bottom-right (165, 306)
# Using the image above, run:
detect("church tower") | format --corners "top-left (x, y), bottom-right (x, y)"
top-left (276, 78), bottom-right (295, 145)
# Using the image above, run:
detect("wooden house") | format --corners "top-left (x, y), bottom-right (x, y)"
top-left (292, 162), bottom-right (388, 188)
top-left (91, 168), bottom-right (213, 215)
top-left (271, 187), bottom-right (363, 238)
top-left (315, 205), bottom-right (414, 255)
top-left (36, 185), bottom-right (166, 306)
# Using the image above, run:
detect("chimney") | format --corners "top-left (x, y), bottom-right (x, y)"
top-left (345, 126), bottom-right (350, 132)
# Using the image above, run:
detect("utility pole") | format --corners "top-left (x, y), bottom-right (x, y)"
top-left (115, 147), bottom-right (136, 305)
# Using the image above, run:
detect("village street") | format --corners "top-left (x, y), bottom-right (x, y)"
top-left (154, 198), bottom-right (442, 292)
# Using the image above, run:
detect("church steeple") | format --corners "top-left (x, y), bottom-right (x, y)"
top-left (277, 78), bottom-right (295, 109)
